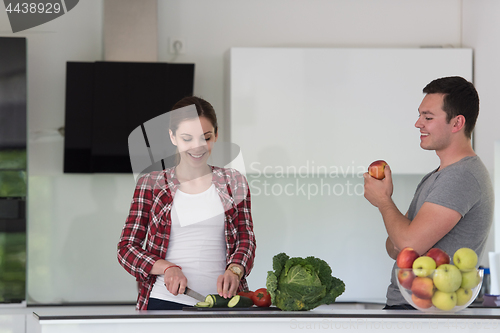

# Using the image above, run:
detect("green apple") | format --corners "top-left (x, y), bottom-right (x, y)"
top-left (461, 268), bottom-right (481, 289)
top-left (432, 290), bottom-right (457, 311)
top-left (412, 256), bottom-right (436, 277)
top-left (456, 288), bottom-right (473, 306)
top-left (433, 264), bottom-right (462, 292)
top-left (453, 248), bottom-right (478, 272)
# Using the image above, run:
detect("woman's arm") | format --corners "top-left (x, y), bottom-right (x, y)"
top-left (152, 260), bottom-right (188, 296)
top-left (219, 170), bottom-right (256, 297)
top-left (117, 174), bottom-right (163, 281)
top-left (228, 174), bottom-right (256, 277)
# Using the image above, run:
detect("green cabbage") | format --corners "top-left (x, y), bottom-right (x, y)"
top-left (266, 252), bottom-right (345, 311)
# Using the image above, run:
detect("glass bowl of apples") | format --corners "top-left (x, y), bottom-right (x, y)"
top-left (395, 247), bottom-right (483, 313)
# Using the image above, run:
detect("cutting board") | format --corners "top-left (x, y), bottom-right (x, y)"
top-left (183, 306), bottom-right (281, 311)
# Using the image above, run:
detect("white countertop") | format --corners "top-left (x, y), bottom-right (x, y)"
top-left (27, 303), bottom-right (500, 320)
top-left (3, 303), bottom-right (499, 333)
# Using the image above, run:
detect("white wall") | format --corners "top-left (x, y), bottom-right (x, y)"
top-left (157, 0), bottom-right (462, 143)
top-left (462, 0), bottom-right (500, 252)
top-left (5, 0), bottom-right (500, 303)
top-left (462, 0), bottom-right (500, 175)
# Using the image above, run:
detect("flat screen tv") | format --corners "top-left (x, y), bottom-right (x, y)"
top-left (64, 61), bottom-right (195, 173)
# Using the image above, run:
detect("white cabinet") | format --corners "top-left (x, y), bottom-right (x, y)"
top-left (229, 48), bottom-right (472, 175)
top-left (0, 314), bottom-right (25, 333)
top-left (0, 304), bottom-right (30, 333)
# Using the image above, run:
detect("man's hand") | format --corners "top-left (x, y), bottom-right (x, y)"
top-left (364, 164), bottom-right (394, 208)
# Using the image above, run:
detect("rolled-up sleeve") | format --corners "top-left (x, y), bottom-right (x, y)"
top-left (117, 174), bottom-right (162, 281)
top-left (227, 171), bottom-right (256, 278)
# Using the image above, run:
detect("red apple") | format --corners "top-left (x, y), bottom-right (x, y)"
top-left (425, 248), bottom-right (450, 267)
top-left (368, 160), bottom-right (388, 180)
top-left (412, 293), bottom-right (433, 309)
top-left (411, 276), bottom-right (434, 299)
top-left (396, 247), bottom-right (420, 269)
top-left (397, 269), bottom-right (415, 289)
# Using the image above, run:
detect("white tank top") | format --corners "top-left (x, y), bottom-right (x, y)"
top-left (150, 184), bottom-right (226, 305)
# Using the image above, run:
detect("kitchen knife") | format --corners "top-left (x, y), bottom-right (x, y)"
top-left (184, 287), bottom-right (205, 302)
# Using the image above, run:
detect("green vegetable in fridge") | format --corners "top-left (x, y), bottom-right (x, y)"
top-left (266, 252), bottom-right (345, 311)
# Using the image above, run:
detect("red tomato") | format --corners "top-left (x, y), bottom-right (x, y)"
top-left (238, 290), bottom-right (255, 301)
top-left (252, 288), bottom-right (271, 307)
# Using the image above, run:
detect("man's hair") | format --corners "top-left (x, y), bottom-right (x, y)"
top-left (422, 76), bottom-right (479, 139)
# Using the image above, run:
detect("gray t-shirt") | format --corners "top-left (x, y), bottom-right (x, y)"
top-left (386, 156), bottom-right (494, 306)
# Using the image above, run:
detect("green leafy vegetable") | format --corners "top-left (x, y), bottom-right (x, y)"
top-left (266, 252), bottom-right (345, 311)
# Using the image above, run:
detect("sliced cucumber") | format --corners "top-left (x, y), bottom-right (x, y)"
top-left (205, 294), bottom-right (230, 308)
top-left (195, 301), bottom-right (212, 308)
top-left (228, 295), bottom-right (254, 308)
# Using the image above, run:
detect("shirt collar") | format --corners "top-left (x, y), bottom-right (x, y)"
top-left (165, 167), bottom-right (180, 193)
top-left (160, 165), bottom-right (228, 194)
top-left (162, 165), bottom-right (236, 211)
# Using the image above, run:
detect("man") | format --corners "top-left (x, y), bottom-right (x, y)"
top-left (364, 76), bottom-right (494, 309)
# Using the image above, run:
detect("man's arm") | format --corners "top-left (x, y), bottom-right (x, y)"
top-left (365, 166), bottom-right (462, 255)
top-left (378, 200), bottom-right (461, 255)
top-left (386, 237), bottom-right (399, 260)
top-left (385, 211), bottom-right (409, 259)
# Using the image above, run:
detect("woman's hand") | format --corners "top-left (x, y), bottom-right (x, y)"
top-left (164, 266), bottom-right (188, 296)
top-left (217, 265), bottom-right (242, 299)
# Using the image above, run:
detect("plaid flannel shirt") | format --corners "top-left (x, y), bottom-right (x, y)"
top-left (117, 166), bottom-right (256, 310)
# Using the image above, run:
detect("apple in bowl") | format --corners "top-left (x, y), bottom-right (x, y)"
top-left (432, 264), bottom-right (462, 293)
top-left (395, 266), bottom-right (483, 312)
top-left (412, 256), bottom-right (436, 277)
top-left (397, 269), bottom-right (415, 289)
top-left (394, 247), bottom-right (483, 312)
top-left (425, 248), bottom-right (451, 267)
top-left (396, 247), bottom-right (483, 312)
top-left (410, 276), bottom-right (434, 300)
top-left (396, 247), bottom-right (420, 269)
top-left (453, 247), bottom-right (478, 272)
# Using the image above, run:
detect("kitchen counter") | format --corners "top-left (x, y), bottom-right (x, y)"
top-left (31, 303), bottom-right (500, 333)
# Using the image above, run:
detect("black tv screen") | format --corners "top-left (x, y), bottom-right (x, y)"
top-left (64, 61), bottom-right (195, 173)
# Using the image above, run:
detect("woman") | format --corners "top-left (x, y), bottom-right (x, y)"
top-left (117, 96), bottom-right (256, 310)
